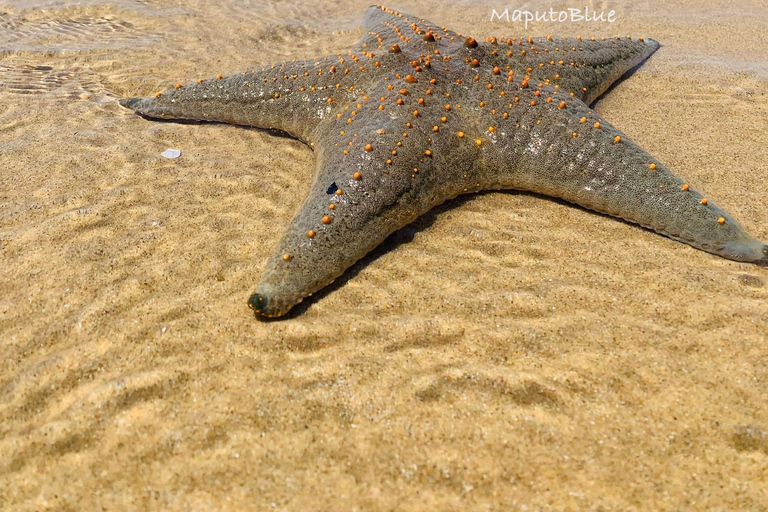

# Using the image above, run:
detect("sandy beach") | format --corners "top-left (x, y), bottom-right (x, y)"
top-left (1, 0), bottom-right (767, 509)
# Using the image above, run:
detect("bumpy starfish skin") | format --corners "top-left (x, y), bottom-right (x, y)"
top-left (120, 5), bottom-right (768, 317)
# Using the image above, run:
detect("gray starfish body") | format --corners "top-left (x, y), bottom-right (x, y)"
top-left (120, 5), bottom-right (767, 317)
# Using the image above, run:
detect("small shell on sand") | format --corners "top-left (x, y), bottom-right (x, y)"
top-left (161, 148), bottom-right (181, 159)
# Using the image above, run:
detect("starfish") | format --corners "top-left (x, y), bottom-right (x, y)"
top-left (120, 5), bottom-right (768, 318)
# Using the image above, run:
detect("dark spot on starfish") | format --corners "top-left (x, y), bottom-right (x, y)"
top-left (326, 182), bottom-right (338, 195)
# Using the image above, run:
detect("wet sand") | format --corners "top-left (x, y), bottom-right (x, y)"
top-left (1, 0), bottom-right (767, 510)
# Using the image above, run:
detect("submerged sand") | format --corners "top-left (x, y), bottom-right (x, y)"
top-left (1, 0), bottom-right (766, 510)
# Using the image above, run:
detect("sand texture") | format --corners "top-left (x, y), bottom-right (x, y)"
top-left (1, 0), bottom-right (767, 510)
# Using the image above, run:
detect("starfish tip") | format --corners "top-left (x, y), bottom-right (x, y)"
top-left (248, 293), bottom-right (273, 317)
top-left (248, 290), bottom-right (301, 318)
top-left (119, 98), bottom-right (141, 109)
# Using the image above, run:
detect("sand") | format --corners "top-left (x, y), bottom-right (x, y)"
top-left (1, 0), bottom-right (766, 510)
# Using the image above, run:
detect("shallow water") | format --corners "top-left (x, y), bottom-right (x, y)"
top-left (1, 0), bottom-right (767, 510)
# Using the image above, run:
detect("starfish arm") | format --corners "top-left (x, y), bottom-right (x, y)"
top-left (119, 58), bottom-right (377, 143)
top-left (118, 6), bottom-right (469, 142)
top-left (471, 96), bottom-right (768, 263)
top-left (355, 5), bottom-right (462, 56)
top-left (471, 35), bottom-right (660, 104)
top-left (248, 89), bottom-right (483, 317)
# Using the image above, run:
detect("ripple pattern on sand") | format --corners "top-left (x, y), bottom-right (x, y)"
top-left (0, 10), bottom-right (160, 55)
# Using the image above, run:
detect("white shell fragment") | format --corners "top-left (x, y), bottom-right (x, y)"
top-left (161, 148), bottom-right (181, 159)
